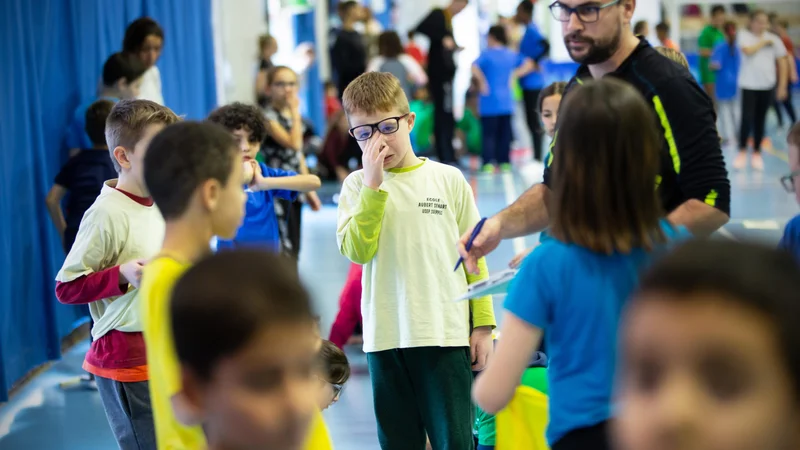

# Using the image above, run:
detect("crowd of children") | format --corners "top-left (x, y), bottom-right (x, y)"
top-left (40, 3), bottom-right (800, 450)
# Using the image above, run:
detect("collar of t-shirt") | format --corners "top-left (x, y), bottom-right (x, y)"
top-left (104, 180), bottom-right (154, 207)
top-left (573, 36), bottom-right (651, 82)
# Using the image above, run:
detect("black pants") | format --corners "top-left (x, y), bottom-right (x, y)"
top-left (430, 80), bottom-right (457, 164)
top-left (552, 421), bottom-right (611, 450)
top-left (773, 84), bottom-right (797, 127)
top-left (368, 347), bottom-right (474, 450)
top-left (276, 198), bottom-right (302, 262)
top-left (481, 115), bottom-right (513, 165)
top-left (522, 89), bottom-right (544, 161)
top-left (739, 89), bottom-right (773, 152)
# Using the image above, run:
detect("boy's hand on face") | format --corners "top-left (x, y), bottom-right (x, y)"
top-left (362, 135), bottom-right (389, 191)
top-left (470, 326), bottom-right (494, 371)
top-left (288, 95), bottom-right (301, 114)
top-left (119, 259), bottom-right (148, 289)
top-left (250, 160), bottom-right (268, 190)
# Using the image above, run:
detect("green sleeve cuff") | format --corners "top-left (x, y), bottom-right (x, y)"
top-left (340, 186), bottom-right (389, 264)
top-left (466, 256), bottom-right (497, 329)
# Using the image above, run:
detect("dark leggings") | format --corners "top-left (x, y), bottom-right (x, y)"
top-left (551, 421), bottom-right (611, 450)
top-left (522, 89), bottom-right (544, 161)
top-left (739, 89), bottom-right (773, 153)
top-left (481, 115), bottom-right (513, 165)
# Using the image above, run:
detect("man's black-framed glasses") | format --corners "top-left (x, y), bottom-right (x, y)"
top-left (349, 114), bottom-right (410, 141)
top-left (549, 0), bottom-right (620, 23)
top-left (781, 170), bottom-right (800, 193)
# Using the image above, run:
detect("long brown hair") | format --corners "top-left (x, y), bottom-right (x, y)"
top-left (549, 78), bottom-right (666, 254)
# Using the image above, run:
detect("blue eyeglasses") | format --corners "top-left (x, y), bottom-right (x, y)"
top-left (781, 170), bottom-right (800, 192)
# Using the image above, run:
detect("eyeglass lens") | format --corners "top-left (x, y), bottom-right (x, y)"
top-left (352, 118), bottom-right (401, 141)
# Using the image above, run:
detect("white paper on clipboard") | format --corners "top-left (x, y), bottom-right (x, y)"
top-left (454, 269), bottom-right (518, 301)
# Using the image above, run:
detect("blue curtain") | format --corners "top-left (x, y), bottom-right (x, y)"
top-left (0, 0), bottom-right (216, 402)
top-left (295, 12), bottom-right (325, 134)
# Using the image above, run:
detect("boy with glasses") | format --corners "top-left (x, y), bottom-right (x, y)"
top-left (336, 72), bottom-right (496, 450)
top-left (779, 121), bottom-right (800, 260)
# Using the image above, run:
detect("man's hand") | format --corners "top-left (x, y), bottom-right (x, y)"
top-left (362, 135), bottom-right (389, 191)
top-left (457, 216), bottom-right (503, 275)
top-left (119, 259), bottom-right (148, 289)
top-left (288, 94), bottom-right (301, 113)
top-left (470, 326), bottom-right (493, 371)
top-left (307, 191), bottom-right (322, 211)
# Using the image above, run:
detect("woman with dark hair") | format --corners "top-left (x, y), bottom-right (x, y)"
top-left (123, 17), bottom-right (165, 105)
top-left (366, 31), bottom-right (427, 100)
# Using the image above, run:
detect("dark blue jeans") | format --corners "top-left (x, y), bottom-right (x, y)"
top-left (95, 377), bottom-right (156, 450)
top-left (477, 445), bottom-right (495, 450)
top-left (481, 115), bottom-right (513, 165)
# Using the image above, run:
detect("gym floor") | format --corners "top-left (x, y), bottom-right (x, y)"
top-left (0, 113), bottom-right (796, 449)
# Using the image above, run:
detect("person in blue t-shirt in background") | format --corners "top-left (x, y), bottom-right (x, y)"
top-left (710, 21), bottom-right (741, 146)
top-left (515, 0), bottom-right (550, 162)
top-left (472, 25), bottom-right (535, 173)
top-left (473, 79), bottom-right (688, 450)
top-left (779, 121), bottom-right (800, 260)
top-left (65, 52), bottom-right (147, 159)
top-left (207, 103), bottom-right (320, 254)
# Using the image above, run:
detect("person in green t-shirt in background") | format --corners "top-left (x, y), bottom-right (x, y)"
top-left (698, 5), bottom-right (727, 104)
top-left (474, 351), bottom-right (549, 450)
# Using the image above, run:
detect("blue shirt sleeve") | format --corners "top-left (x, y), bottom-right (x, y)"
top-left (504, 244), bottom-right (553, 329)
top-left (260, 163), bottom-right (299, 201)
top-left (519, 25), bottom-right (547, 61)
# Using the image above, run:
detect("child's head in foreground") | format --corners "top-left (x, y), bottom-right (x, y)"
top-left (105, 99), bottom-right (179, 184)
top-left (549, 78), bottom-right (665, 254)
top-left (786, 121), bottom-right (800, 204)
top-left (143, 121), bottom-right (245, 240)
top-left (615, 239), bottom-right (800, 450)
top-left (342, 72), bottom-right (417, 170)
top-left (656, 46), bottom-right (689, 69)
top-left (207, 102), bottom-right (267, 163)
top-left (85, 99), bottom-right (116, 149)
top-left (315, 340), bottom-right (351, 410)
top-left (102, 52), bottom-right (148, 98)
top-left (171, 249), bottom-right (319, 450)
top-left (538, 81), bottom-right (567, 137)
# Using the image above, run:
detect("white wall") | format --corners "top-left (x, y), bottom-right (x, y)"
top-left (212, 0), bottom-right (269, 105)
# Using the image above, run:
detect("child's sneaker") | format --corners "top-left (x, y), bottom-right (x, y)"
top-left (500, 163), bottom-right (512, 173)
top-left (482, 164), bottom-right (496, 174)
top-left (751, 152), bottom-right (764, 171)
top-left (733, 152), bottom-right (747, 170)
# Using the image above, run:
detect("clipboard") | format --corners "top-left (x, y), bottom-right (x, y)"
top-left (455, 269), bottom-right (518, 301)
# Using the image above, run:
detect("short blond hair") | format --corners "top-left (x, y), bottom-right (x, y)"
top-left (105, 99), bottom-right (181, 171)
top-left (656, 46), bottom-right (689, 69)
top-left (342, 72), bottom-right (410, 116)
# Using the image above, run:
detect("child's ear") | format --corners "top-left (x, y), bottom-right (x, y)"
top-left (406, 112), bottom-right (416, 134)
top-left (173, 367), bottom-right (206, 427)
top-left (113, 146), bottom-right (132, 170)
top-left (200, 178), bottom-right (221, 212)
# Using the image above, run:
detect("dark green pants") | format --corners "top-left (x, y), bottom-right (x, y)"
top-left (367, 346), bottom-right (474, 450)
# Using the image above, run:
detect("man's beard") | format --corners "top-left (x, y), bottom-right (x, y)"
top-left (564, 27), bottom-right (622, 65)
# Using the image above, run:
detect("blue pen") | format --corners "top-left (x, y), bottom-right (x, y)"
top-left (454, 217), bottom-right (487, 272)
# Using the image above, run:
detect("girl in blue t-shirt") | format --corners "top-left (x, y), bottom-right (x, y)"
top-left (472, 25), bottom-right (534, 173)
top-left (710, 21), bottom-right (741, 145)
top-left (473, 78), bottom-right (686, 450)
